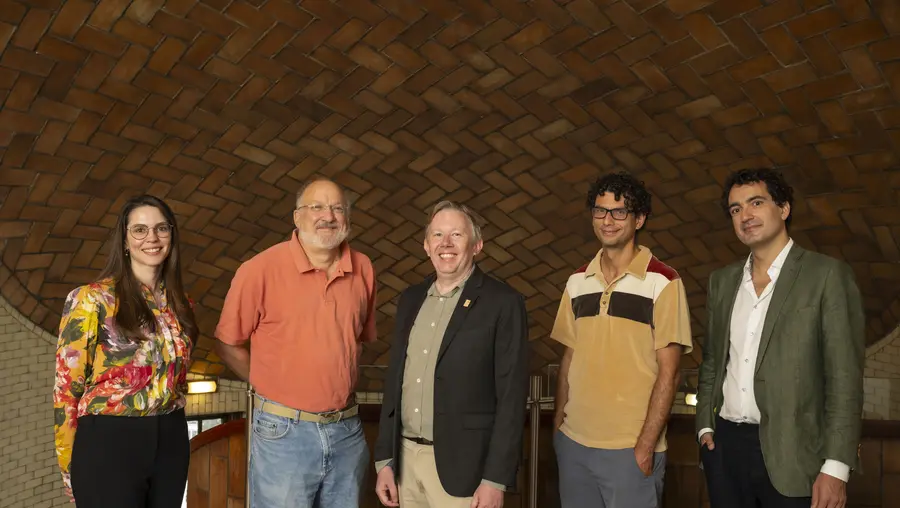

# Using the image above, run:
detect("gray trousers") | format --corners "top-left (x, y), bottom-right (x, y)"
top-left (554, 430), bottom-right (666, 508)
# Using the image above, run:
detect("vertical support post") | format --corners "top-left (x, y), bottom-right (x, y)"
top-left (528, 375), bottom-right (541, 508)
top-left (245, 385), bottom-right (253, 508)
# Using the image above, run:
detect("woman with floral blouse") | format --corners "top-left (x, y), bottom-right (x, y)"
top-left (53, 194), bottom-right (198, 507)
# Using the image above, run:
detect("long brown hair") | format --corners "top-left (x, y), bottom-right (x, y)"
top-left (98, 194), bottom-right (198, 342)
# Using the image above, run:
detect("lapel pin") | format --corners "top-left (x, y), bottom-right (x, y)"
top-left (463, 299), bottom-right (471, 308)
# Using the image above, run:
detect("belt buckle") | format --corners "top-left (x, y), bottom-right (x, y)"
top-left (319, 410), bottom-right (342, 424)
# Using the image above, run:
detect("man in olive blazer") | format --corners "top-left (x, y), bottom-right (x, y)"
top-left (696, 168), bottom-right (865, 508)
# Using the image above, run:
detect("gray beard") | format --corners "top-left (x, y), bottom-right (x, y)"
top-left (299, 227), bottom-right (349, 250)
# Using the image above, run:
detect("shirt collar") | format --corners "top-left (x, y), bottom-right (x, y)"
top-left (584, 245), bottom-right (653, 280)
top-left (289, 229), bottom-right (353, 275)
top-left (744, 238), bottom-right (794, 280)
top-left (428, 265), bottom-right (475, 297)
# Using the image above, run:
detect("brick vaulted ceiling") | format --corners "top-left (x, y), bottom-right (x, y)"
top-left (1, 0), bottom-right (899, 388)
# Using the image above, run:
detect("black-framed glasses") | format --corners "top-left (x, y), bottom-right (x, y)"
top-left (591, 207), bottom-right (630, 220)
top-left (127, 224), bottom-right (172, 240)
top-left (296, 203), bottom-right (347, 215)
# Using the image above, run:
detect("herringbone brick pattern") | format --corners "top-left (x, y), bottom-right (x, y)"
top-left (1, 0), bottom-right (899, 387)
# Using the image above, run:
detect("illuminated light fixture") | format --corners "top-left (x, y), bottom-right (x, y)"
top-left (684, 393), bottom-right (698, 407)
top-left (187, 380), bottom-right (217, 394)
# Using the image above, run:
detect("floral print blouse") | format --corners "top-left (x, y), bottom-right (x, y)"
top-left (53, 278), bottom-right (193, 489)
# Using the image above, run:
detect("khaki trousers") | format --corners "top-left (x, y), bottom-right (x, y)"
top-left (399, 438), bottom-right (473, 508)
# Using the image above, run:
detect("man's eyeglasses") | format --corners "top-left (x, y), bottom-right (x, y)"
top-left (128, 224), bottom-right (172, 240)
top-left (591, 207), bottom-right (630, 220)
top-left (296, 204), bottom-right (347, 215)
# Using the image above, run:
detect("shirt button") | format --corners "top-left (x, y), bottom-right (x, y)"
top-left (414, 408), bottom-right (419, 413)
top-left (416, 378), bottom-right (421, 383)
top-left (423, 349), bottom-right (428, 354)
top-left (745, 359), bottom-right (749, 363)
top-left (742, 388), bottom-right (747, 392)
top-left (439, 298), bottom-right (444, 302)
top-left (431, 322), bottom-right (435, 327)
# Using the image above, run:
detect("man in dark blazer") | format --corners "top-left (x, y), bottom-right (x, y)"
top-left (696, 168), bottom-right (865, 508)
top-left (374, 201), bottom-right (529, 508)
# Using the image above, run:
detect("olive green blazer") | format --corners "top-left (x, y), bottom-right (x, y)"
top-left (696, 245), bottom-right (865, 497)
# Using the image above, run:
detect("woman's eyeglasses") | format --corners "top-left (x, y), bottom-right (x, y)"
top-left (128, 224), bottom-right (173, 240)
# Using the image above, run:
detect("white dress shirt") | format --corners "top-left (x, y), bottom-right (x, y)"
top-left (699, 239), bottom-right (850, 482)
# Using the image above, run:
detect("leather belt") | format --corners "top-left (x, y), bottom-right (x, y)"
top-left (403, 436), bottom-right (434, 446)
top-left (253, 394), bottom-right (358, 424)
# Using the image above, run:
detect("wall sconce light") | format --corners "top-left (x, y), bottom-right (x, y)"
top-left (684, 393), bottom-right (698, 407)
top-left (187, 380), bottom-right (217, 394)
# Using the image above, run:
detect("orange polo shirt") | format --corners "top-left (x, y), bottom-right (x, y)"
top-left (216, 230), bottom-right (377, 412)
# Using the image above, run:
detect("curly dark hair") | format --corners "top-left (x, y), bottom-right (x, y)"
top-left (721, 168), bottom-right (794, 228)
top-left (586, 171), bottom-right (652, 218)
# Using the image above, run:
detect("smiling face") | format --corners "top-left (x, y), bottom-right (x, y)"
top-left (727, 181), bottom-right (790, 248)
top-left (424, 209), bottom-right (483, 281)
top-left (125, 205), bottom-right (171, 272)
top-left (293, 180), bottom-right (349, 251)
top-left (592, 192), bottom-right (645, 249)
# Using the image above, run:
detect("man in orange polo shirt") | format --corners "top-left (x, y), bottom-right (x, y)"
top-left (215, 178), bottom-right (377, 508)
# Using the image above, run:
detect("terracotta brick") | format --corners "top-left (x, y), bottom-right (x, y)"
top-left (13, 9), bottom-right (53, 51)
top-left (666, 0), bottom-right (715, 16)
top-left (721, 18), bottom-right (766, 57)
top-left (817, 101), bottom-right (854, 134)
top-left (802, 35), bottom-right (845, 75)
top-left (802, 74), bottom-right (860, 103)
top-left (828, 19), bottom-right (886, 50)
top-left (566, 0), bottom-right (611, 33)
top-left (578, 27), bottom-right (628, 61)
top-left (763, 62), bottom-right (818, 92)
top-left (761, 26), bottom-right (805, 65)
top-left (870, 37), bottom-right (900, 63)
top-left (642, 4), bottom-right (688, 43)
top-left (49, 0), bottom-right (95, 39)
top-left (668, 65), bottom-right (710, 98)
top-left (786, 8), bottom-right (844, 39)
top-left (682, 13), bottom-right (727, 50)
top-left (676, 95), bottom-right (723, 120)
top-left (603, 2), bottom-right (648, 38)
top-left (651, 36), bottom-right (703, 69)
top-left (0, 0), bottom-right (26, 24)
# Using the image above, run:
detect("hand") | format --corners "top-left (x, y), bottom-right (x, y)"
top-left (634, 444), bottom-right (654, 477)
top-left (811, 472), bottom-right (846, 508)
top-left (470, 483), bottom-right (504, 508)
top-left (375, 466), bottom-right (399, 507)
top-left (700, 431), bottom-right (715, 450)
top-left (64, 486), bottom-right (75, 503)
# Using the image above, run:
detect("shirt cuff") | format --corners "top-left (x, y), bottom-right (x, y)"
top-left (481, 479), bottom-right (507, 492)
top-left (698, 428), bottom-right (714, 442)
top-left (61, 471), bottom-right (71, 490)
top-left (375, 458), bottom-right (392, 473)
top-left (821, 459), bottom-right (850, 482)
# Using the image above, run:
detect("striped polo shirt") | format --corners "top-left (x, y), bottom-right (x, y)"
top-left (551, 246), bottom-right (693, 451)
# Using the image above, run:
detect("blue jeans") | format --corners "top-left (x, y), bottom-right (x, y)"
top-left (249, 401), bottom-right (369, 508)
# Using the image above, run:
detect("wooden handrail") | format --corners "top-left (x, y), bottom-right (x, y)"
top-left (190, 419), bottom-right (246, 452)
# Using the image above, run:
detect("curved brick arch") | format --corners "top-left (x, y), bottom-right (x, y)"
top-left (1, 0), bottom-right (899, 387)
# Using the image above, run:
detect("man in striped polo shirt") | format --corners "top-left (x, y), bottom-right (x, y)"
top-left (551, 171), bottom-right (694, 508)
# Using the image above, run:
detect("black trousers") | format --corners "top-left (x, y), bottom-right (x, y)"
top-left (71, 408), bottom-right (190, 508)
top-left (714, 417), bottom-right (811, 508)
